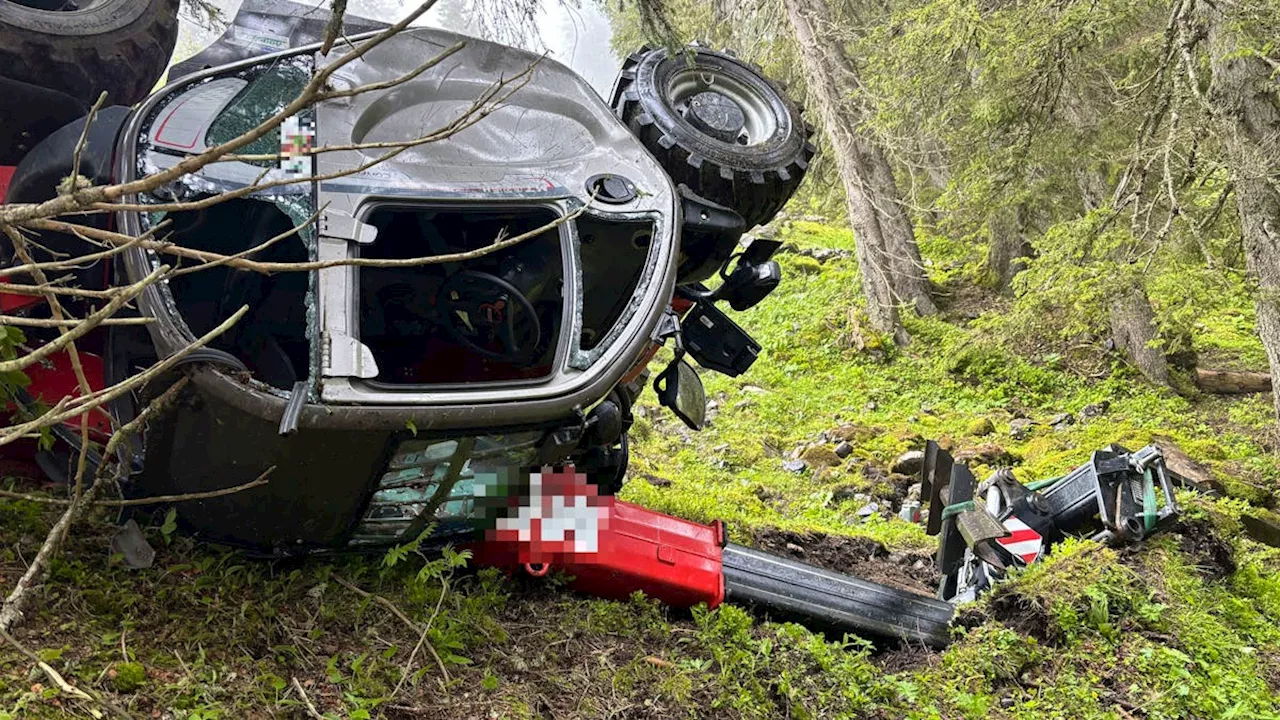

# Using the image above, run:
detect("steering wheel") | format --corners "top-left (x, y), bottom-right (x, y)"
top-left (439, 270), bottom-right (542, 362)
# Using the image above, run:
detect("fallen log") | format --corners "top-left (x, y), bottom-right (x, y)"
top-left (1195, 368), bottom-right (1272, 394)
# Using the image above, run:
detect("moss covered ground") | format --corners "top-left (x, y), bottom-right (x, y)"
top-left (2, 220), bottom-right (1278, 718)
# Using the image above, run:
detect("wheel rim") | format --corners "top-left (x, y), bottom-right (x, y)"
top-left (5, 0), bottom-right (90, 10)
top-left (666, 67), bottom-right (782, 147)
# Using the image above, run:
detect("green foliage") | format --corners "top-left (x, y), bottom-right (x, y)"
top-left (111, 662), bottom-right (147, 693)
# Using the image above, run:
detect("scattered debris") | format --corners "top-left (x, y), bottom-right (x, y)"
top-left (108, 520), bottom-right (155, 570)
top-left (855, 502), bottom-right (880, 518)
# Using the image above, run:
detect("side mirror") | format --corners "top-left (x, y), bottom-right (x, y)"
top-left (654, 358), bottom-right (706, 430)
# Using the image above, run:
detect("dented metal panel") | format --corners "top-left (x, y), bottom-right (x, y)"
top-left (115, 27), bottom-right (678, 428)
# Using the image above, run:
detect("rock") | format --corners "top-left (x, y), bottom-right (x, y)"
top-left (907, 482), bottom-right (923, 501)
top-left (887, 472), bottom-right (916, 496)
top-left (862, 463), bottom-right (889, 482)
top-left (782, 459), bottom-right (807, 473)
top-left (1010, 417), bottom-right (1034, 440)
top-left (832, 484), bottom-right (863, 502)
top-left (785, 542), bottom-right (805, 554)
top-left (1080, 401), bottom-right (1110, 419)
top-left (830, 423), bottom-right (881, 443)
top-left (741, 384), bottom-right (769, 394)
top-left (954, 443), bottom-right (1021, 467)
top-left (834, 441), bottom-right (853, 459)
top-left (891, 450), bottom-right (925, 476)
top-left (1049, 412), bottom-right (1074, 430)
top-left (733, 399), bottom-right (753, 410)
top-left (866, 401), bottom-right (878, 411)
top-left (801, 445), bottom-right (844, 468)
top-left (968, 417), bottom-right (996, 437)
top-left (855, 502), bottom-right (879, 518)
top-left (753, 485), bottom-right (780, 503)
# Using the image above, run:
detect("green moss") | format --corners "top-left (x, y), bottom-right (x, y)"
top-left (967, 417), bottom-right (995, 436)
top-left (112, 662), bottom-right (146, 693)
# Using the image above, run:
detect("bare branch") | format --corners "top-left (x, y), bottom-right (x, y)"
top-left (0, 377), bottom-right (189, 634)
top-left (68, 91), bottom-right (109, 193)
top-left (0, 315), bottom-right (153, 328)
top-left (0, 259), bottom-right (167, 375)
top-left (0, 466), bottom-right (272, 507)
top-left (0, 306), bottom-right (245, 448)
top-left (35, 189), bottom-right (589, 275)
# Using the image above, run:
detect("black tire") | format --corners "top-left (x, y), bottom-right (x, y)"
top-left (0, 0), bottom-right (180, 107)
top-left (610, 46), bottom-right (816, 229)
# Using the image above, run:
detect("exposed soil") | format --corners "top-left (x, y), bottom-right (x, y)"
top-left (977, 588), bottom-right (1059, 644)
top-left (872, 643), bottom-right (942, 673)
top-left (1172, 518), bottom-right (1236, 581)
top-left (749, 527), bottom-right (938, 595)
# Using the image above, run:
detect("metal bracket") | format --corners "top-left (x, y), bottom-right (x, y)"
top-left (320, 209), bottom-right (379, 245)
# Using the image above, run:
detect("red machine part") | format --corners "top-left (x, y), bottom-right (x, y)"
top-left (472, 497), bottom-right (727, 610)
top-left (4, 350), bottom-right (113, 458)
top-left (1, 164), bottom-right (46, 313)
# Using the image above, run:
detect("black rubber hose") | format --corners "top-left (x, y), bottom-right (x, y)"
top-left (721, 543), bottom-right (954, 647)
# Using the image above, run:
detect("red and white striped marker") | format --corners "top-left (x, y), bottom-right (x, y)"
top-left (996, 516), bottom-right (1043, 564)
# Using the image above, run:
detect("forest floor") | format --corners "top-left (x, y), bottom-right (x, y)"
top-left (2, 220), bottom-right (1279, 719)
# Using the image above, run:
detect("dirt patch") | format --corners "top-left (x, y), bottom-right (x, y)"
top-left (750, 528), bottom-right (938, 595)
top-left (1173, 518), bottom-right (1236, 581)
top-left (872, 643), bottom-right (942, 673)
top-left (983, 589), bottom-right (1058, 644)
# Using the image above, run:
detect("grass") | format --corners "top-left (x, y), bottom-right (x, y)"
top-left (2, 220), bottom-right (1279, 718)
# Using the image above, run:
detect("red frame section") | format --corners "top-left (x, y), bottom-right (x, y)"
top-left (473, 498), bottom-right (727, 610)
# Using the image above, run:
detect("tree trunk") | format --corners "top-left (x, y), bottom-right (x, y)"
top-left (865, 142), bottom-right (938, 315)
top-left (1110, 287), bottom-right (1171, 385)
top-left (1200, 3), bottom-right (1280, 418)
top-left (781, 0), bottom-right (933, 339)
top-left (985, 204), bottom-right (1032, 292)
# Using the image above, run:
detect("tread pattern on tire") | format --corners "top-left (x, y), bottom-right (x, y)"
top-left (612, 46), bottom-right (817, 229)
top-left (0, 0), bottom-right (179, 106)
